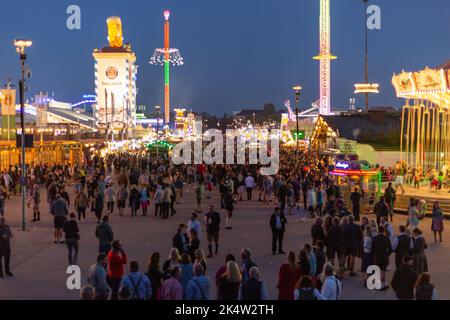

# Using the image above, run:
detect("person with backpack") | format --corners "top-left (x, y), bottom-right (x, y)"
top-left (294, 275), bottom-right (325, 300)
top-left (120, 261), bottom-right (152, 300)
top-left (320, 263), bottom-right (343, 300)
top-left (185, 264), bottom-right (210, 300)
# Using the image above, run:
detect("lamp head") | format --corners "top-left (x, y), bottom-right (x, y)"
top-left (292, 86), bottom-right (302, 92)
top-left (164, 10), bottom-right (171, 21)
top-left (14, 39), bottom-right (32, 53)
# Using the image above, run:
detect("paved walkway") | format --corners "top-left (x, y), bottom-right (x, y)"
top-left (1, 184), bottom-right (449, 300)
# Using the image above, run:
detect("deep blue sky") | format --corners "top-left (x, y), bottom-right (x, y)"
top-left (0, 0), bottom-right (449, 115)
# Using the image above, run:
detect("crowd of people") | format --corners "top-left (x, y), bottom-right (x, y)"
top-left (0, 147), bottom-right (445, 301)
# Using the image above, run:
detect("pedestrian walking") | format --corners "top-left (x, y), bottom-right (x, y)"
top-left (63, 213), bottom-right (80, 265)
top-left (87, 254), bottom-right (110, 300)
top-left (205, 205), bottom-right (221, 257)
top-left (431, 201), bottom-right (444, 242)
top-left (107, 240), bottom-right (128, 300)
top-left (51, 194), bottom-right (69, 244)
top-left (95, 215), bottom-right (114, 254)
top-left (0, 217), bottom-right (13, 277)
top-left (269, 207), bottom-right (287, 255)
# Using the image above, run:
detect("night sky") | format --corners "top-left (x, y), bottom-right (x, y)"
top-left (0, 0), bottom-right (448, 115)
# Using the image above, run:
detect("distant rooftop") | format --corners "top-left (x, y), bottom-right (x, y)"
top-left (437, 60), bottom-right (450, 70)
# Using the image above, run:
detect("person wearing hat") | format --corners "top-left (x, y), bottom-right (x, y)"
top-left (269, 207), bottom-right (287, 255)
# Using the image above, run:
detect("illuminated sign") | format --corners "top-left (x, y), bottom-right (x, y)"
top-left (330, 169), bottom-right (379, 176)
top-left (335, 162), bottom-right (349, 169)
top-left (291, 130), bottom-right (305, 141)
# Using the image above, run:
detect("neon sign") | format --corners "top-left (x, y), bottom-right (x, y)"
top-left (335, 162), bottom-right (350, 169)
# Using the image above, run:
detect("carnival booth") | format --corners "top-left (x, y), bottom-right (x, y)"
top-left (329, 154), bottom-right (382, 207)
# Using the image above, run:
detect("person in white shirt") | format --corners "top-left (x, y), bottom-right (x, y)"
top-left (187, 212), bottom-right (201, 240)
top-left (244, 174), bottom-right (255, 201)
top-left (320, 263), bottom-right (343, 300)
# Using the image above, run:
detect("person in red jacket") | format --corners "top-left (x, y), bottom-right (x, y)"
top-left (277, 251), bottom-right (300, 300)
top-left (107, 240), bottom-right (127, 300)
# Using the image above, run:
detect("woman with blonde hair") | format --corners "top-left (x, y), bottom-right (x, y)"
top-left (369, 219), bottom-right (378, 237)
top-left (194, 248), bottom-right (207, 275)
top-left (162, 248), bottom-right (181, 278)
top-left (217, 261), bottom-right (242, 300)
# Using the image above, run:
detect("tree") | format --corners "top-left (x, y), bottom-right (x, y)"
top-left (263, 103), bottom-right (276, 114)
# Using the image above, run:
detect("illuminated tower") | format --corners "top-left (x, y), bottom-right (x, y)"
top-left (313, 0), bottom-right (336, 115)
top-left (150, 10), bottom-right (184, 125)
top-left (93, 17), bottom-right (137, 136)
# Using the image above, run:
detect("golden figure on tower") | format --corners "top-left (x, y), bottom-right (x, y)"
top-left (107, 16), bottom-right (123, 48)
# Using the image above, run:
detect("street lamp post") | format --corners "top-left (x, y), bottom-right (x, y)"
top-left (292, 86), bottom-right (302, 155)
top-left (14, 39), bottom-right (32, 232)
top-left (155, 106), bottom-right (161, 158)
top-left (363, 0), bottom-right (369, 112)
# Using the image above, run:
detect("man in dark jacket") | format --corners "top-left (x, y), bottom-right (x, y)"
top-left (277, 182), bottom-right (287, 214)
top-left (269, 207), bottom-right (287, 255)
top-left (374, 196), bottom-right (389, 225)
top-left (238, 267), bottom-right (267, 300)
top-left (393, 225), bottom-right (413, 269)
top-left (372, 225), bottom-right (392, 290)
top-left (350, 187), bottom-right (362, 221)
top-left (311, 217), bottom-right (325, 246)
top-left (95, 215), bottom-right (114, 254)
top-left (172, 224), bottom-right (189, 255)
top-left (0, 217), bottom-right (13, 277)
top-left (343, 215), bottom-right (362, 276)
top-left (391, 255), bottom-right (418, 300)
top-left (384, 182), bottom-right (396, 222)
top-left (205, 205), bottom-right (221, 257)
top-left (326, 217), bottom-right (345, 274)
